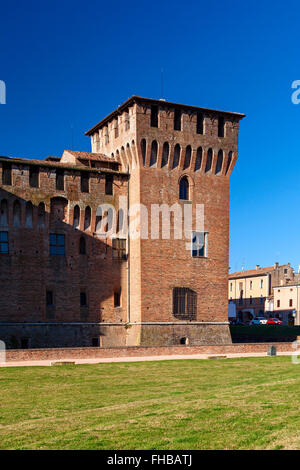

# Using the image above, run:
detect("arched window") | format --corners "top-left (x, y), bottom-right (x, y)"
top-left (226, 151), bottom-right (233, 174)
top-left (194, 147), bottom-right (202, 172)
top-left (215, 149), bottom-right (223, 174)
top-left (13, 200), bottom-right (21, 227)
top-left (79, 236), bottom-right (86, 255)
top-left (149, 140), bottom-right (158, 167)
top-left (161, 142), bottom-right (169, 168)
top-left (84, 206), bottom-right (91, 231)
top-left (50, 197), bottom-right (67, 224)
top-left (25, 201), bottom-right (33, 228)
top-left (172, 287), bottom-right (197, 320)
top-left (141, 139), bottom-right (146, 166)
top-left (205, 148), bottom-right (213, 173)
top-left (37, 202), bottom-right (45, 228)
top-left (183, 145), bottom-right (192, 170)
top-left (0, 199), bottom-right (8, 226)
top-left (172, 144), bottom-right (180, 169)
top-left (179, 176), bottom-right (189, 200)
top-left (73, 205), bottom-right (80, 229)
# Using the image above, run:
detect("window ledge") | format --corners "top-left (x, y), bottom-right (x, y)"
top-left (179, 199), bottom-right (192, 203)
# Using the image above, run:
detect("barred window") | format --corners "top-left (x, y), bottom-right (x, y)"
top-left (49, 233), bottom-right (65, 256)
top-left (112, 238), bottom-right (126, 259)
top-left (172, 287), bottom-right (197, 320)
top-left (0, 231), bottom-right (8, 254)
top-left (192, 231), bottom-right (207, 258)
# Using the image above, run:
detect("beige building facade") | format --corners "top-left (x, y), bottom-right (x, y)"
top-left (273, 285), bottom-right (300, 325)
top-left (228, 263), bottom-right (297, 322)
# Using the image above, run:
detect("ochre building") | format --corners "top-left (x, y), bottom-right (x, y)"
top-left (228, 263), bottom-right (297, 322)
top-left (0, 96), bottom-right (245, 348)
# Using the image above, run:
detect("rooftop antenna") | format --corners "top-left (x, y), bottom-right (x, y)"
top-left (160, 68), bottom-right (164, 100)
top-left (71, 124), bottom-right (74, 150)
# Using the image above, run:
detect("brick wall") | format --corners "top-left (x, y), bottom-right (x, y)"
top-left (5, 342), bottom-right (295, 362)
top-left (0, 96), bottom-right (244, 349)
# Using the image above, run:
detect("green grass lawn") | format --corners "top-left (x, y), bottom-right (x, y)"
top-left (1, 357), bottom-right (300, 450)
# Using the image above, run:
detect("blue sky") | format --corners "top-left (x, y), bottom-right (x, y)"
top-left (0, 0), bottom-right (300, 272)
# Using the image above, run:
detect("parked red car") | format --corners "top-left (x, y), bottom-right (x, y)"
top-left (267, 318), bottom-right (282, 325)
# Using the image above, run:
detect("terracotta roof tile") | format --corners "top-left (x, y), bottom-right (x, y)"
top-left (65, 150), bottom-right (120, 164)
top-left (229, 266), bottom-right (275, 279)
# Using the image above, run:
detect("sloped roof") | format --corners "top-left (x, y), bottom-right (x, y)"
top-left (229, 266), bottom-right (275, 279)
top-left (64, 150), bottom-right (119, 164)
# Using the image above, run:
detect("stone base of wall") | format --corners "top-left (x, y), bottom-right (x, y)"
top-left (4, 342), bottom-right (296, 362)
top-left (137, 323), bottom-right (232, 346)
top-left (0, 324), bottom-right (104, 349)
top-left (0, 322), bottom-right (232, 349)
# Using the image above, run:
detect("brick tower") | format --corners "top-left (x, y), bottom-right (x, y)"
top-left (86, 96), bottom-right (245, 346)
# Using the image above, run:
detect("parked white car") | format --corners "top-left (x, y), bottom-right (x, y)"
top-left (250, 317), bottom-right (267, 325)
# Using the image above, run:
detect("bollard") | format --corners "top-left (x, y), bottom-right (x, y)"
top-left (267, 345), bottom-right (277, 356)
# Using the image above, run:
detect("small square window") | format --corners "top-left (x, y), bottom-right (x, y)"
top-left (191, 231), bottom-right (207, 258)
top-left (112, 238), bottom-right (126, 259)
top-left (49, 233), bottom-right (65, 256)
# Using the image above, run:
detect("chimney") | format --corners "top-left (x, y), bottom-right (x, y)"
top-left (298, 265), bottom-right (300, 274)
top-left (256, 265), bottom-right (260, 270)
top-left (274, 262), bottom-right (279, 269)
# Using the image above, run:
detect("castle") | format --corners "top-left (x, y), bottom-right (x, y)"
top-left (0, 96), bottom-right (245, 348)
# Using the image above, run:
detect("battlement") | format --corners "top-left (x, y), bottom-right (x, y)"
top-left (86, 96), bottom-right (244, 175)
